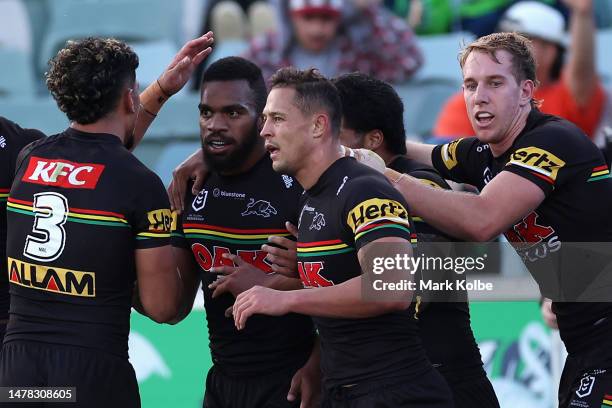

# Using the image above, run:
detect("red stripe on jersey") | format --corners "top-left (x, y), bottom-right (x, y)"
top-left (297, 239), bottom-right (343, 248)
top-left (529, 171), bottom-right (554, 185)
top-left (593, 165), bottom-right (609, 172)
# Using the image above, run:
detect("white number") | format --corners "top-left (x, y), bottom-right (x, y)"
top-left (24, 192), bottom-right (68, 262)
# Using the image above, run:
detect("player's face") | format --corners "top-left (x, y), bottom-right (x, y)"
top-left (199, 80), bottom-right (260, 172)
top-left (260, 87), bottom-right (314, 176)
top-left (291, 14), bottom-right (341, 53)
top-left (462, 50), bottom-right (532, 145)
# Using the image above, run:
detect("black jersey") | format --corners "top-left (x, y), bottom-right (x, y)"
top-left (0, 117), bottom-right (44, 322)
top-left (172, 154), bottom-right (315, 376)
top-left (297, 156), bottom-right (431, 387)
top-left (431, 109), bottom-right (612, 355)
top-left (389, 156), bottom-right (484, 374)
top-left (6, 128), bottom-right (171, 358)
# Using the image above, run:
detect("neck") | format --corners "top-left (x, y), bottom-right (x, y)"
top-left (295, 141), bottom-right (343, 190)
top-left (219, 139), bottom-right (267, 176)
top-left (374, 147), bottom-right (397, 166)
top-left (489, 105), bottom-right (532, 157)
top-left (70, 113), bottom-right (126, 143)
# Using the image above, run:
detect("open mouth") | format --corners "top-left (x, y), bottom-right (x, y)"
top-left (265, 143), bottom-right (280, 159)
top-left (205, 139), bottom-right (233, 152)
top-left (475, 112), bottom-right (494, 127)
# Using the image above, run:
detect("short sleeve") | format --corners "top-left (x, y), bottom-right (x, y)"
top-left (130, 173), bottom-right (172, 249)
top-left (341, 175), bottom-right (414, 251)
top-left (502, 123), bottom-right (583, 197)
top-left (431, 137), bottom-right (482, 185)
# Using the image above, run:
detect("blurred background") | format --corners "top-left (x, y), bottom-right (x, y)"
top-left (1, 0), bottom-right (611, 406)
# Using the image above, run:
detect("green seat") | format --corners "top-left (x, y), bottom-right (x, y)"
top-left (0, 48), bottom-right (35, 97)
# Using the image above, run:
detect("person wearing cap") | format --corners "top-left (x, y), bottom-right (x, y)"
top-left (433, 0), bottom-right (605, 141)
top-left (243, 0), bottom-right (423, 82)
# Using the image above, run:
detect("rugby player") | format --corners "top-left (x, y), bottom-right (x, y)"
top-left (0, 35), bottom-right (212, 407)
top-left (232, 68), bottom-right (454, 407)
top-left (0, 33), bottom-right (214, 348)
top-left (372, 33), bottom-right (612, 408)
top-left (333, 72), bottom-right (499, 408)
top-left (170, 57), bottom-right (318, 408)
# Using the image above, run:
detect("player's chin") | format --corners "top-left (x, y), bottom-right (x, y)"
top-left (271, 159), bottom-right (289, 174)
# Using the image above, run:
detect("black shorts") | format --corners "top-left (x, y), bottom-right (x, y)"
top-left (321, 369), bottom-right (454, 408)
top-left (559, 352), bottom-right (612, 408)
top-left (204, 364), bottom-right (300, 408)
top-left (439, 368), bottom-right (499, 408)
top-left (0, 340), bottom-right (140, 408)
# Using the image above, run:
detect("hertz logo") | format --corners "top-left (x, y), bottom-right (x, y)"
top-left (347, 198), bottom-right (408, 233)
top-left (441, 139), bottom-right (463, 170)
top-left (508, 147), bottom-right (565, 182)
top-left (8, 257), bottom-right (95, 297)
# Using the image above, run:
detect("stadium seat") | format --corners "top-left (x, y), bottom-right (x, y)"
top-left (414, 32), bottom-right (475, 83)
top-left (0, 48), bottom-right (36, 97)
top-left (143, 141), bottom-right (202, 186)
top-left (395, 79), bottom-right (460, 138)
top-left (0, 0), bottom-right (33, 54)
top-left (144, 92), bottom-right (201, 140)
top-left (596, 29), bottom-right (612, 85)
top-left (38, 0), bottom-right (179, 72)
top-left (0, 97), bottom-right (68, 134)
top-left (131, 40), bottom-right (178, 89)
top-left (210, 1), bottom-right (248, 42)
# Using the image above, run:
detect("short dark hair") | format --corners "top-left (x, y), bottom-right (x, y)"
top-left (46, 37), bottom-right (138, 124)
top-left (201, 57), bottom-right (267, 114)
top-left (459, 32), bottom-right (540, 107)
top-left (270, 67), bottom-right (342, 136)
top-left (333, 73), bottom-right (407, 155)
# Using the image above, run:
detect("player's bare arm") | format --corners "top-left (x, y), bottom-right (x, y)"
top-left (232, 236), bottom-right (414, 330)
top-left (168, 247), bottom-right (201, 323)
top-left (133, 33), bottom-right (214, 150)
top-left (385, 168), bottom-right (545, 241)
top-left (134, 246), bottom-right (182, 323)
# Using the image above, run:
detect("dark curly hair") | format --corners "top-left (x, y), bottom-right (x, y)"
top-left (46, 37), bottom-right (139, 124)
top-left (333, 73), bottom-right (407, 155)
top-left (270, 67), bottom-right (342, 136)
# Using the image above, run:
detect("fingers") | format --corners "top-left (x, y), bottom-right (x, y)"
top-left (193, 47), bottom-right (213, 66)
top-left (286, 221), bottom-right (299, 238)
top-left (224, 305), bottom-right (233, 318)
top-left (210, 265), bottom-right (236, 275)
top-left (287, 370), bottom-right (301, 402)
top-left (192, 170), bottom-right (206, 195)
top-left (170, 169), bottom-right (189, 212)
top-left (222, 253), bottom-right (245, 266)
top-left (211, 279), bottom-right (229, 299)
top-left (233, 296), bottom-right (253, 330)
top-left (270, 263), bottom-right (298, 277)
top-left (266, 235), bottom-right (297, 250)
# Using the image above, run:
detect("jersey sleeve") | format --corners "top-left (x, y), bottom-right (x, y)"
top-left (170, 187), bottom-right (195, 249)
top-left (341, 175), bottom-right (414, 251)
top-left (130, 172), bottom-right (173, 249)
top-left (501, 121), bottom-right (584, 196)
top-left (430, 137), bottom-right (482, 185)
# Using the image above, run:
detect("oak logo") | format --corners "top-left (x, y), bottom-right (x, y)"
top-left (8, 257), bottom-right (95, 297)
top-left (23, 157), bottom-right (105, 189)
top-left (191, 244), bottom-right (272, 273)
top-left (508, 147), bottom-right (565, 182)
top-left (298, 261), bottom-right (333, 287)
top-left (441, 138), bottom-right (463, 170)
top-left (347, 198), bottom-right (408, 232)
top-left (147, 209), bottom-right (173, 232)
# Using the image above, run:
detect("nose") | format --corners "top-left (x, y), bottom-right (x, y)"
top-left (260, 116), bottom-right (273, 139)
top-left (205, 113), bottom-right (228, 133)
top-left (474, 83), bottom-right (489, 106)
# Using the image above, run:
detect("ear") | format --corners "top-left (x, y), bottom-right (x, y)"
top-left (124, 87), bottom-right (138, 114)
top-left (312, 113), bottom-right (329, 139)
top-left (363, 129), bottom-right (383, 150)
top-left (519, 79), bottom-right (535, 107)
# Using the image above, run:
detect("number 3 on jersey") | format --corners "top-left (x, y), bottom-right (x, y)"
top-left (24, 192), bottom-right (68, 262)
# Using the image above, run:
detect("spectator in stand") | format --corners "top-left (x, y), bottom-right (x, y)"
top-left (243, 0), bottom-right (423, 82)
top-left (433, 0), bottom-right (605, 141)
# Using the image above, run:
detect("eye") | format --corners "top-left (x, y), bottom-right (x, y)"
top-left (201, 109), bottom-right (212, 119)
top-left (273, 116), bottom-right (283, 123)
top-left (464, 83), bottom-right (477, 91)
top-left (490, 80), bottom-right (502, 87)
top-left (228, 110), bottom-right (239, 118)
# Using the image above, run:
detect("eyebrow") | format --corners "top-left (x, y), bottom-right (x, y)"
top-left (198, 103), bottom-right (250, 112)
top-left (463, 75), bottom-right (506, 83)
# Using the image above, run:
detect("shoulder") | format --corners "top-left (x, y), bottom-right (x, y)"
top-left (0, 116), bottom-right (45, 153)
